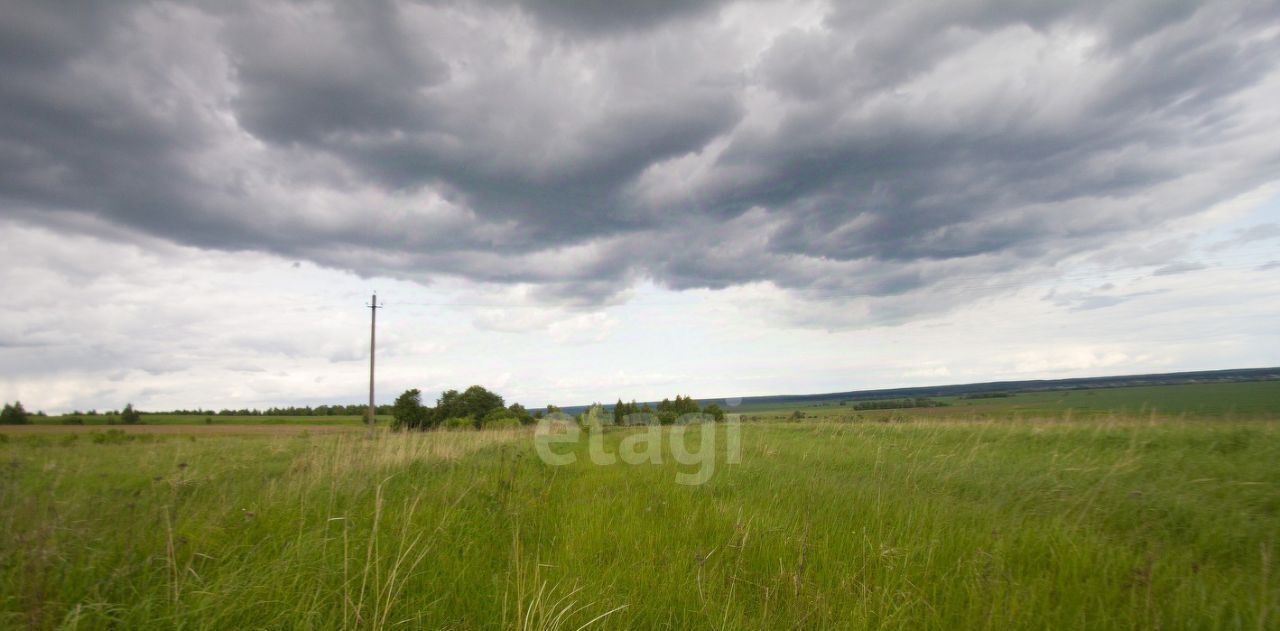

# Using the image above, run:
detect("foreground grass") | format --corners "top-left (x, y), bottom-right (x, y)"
top-left (1, 419), bottom-right (1277, 629)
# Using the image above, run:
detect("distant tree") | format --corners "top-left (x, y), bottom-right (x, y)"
top-left (614, 398), bottom-right (626, 426)
top-left (460, 386), bottom-right (503, 419)
top-left (581, 403), bottom-right (607, 429)
top-left (704, 403), bottom-right (725, 421)
top-left (392, 389), bottom-right (428, 430)
top-left (120, 403), bottom-right (142, 425)
top-left (546, 404), bottom-right (562, 416)
top-left (397, 385), bottom-right (516, 430)
top-left (433, 389), bottom-right (465, 423)
top-left (655, 397), bottom-right (677, 424)
top-left (507, 403), bottom-right (533, 425)
top-left (675, 395), bottom-right (700, 416)
top-left (1, 401), bottom-right (29, 425)
top-left (432, 386), bottom-right (504, 425)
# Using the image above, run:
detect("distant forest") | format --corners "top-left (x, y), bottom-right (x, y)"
top-left (67, 404), bottom-right (395, 417)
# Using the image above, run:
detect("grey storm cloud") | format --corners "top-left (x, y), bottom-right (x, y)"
top-left (2, 0), bottom-right (1279, 318)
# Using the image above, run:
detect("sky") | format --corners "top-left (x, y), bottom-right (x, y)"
top-left (1, 0), bottom-right (1278, 413)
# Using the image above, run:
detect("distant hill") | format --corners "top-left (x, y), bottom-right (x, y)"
top-left (562, 366), bottom-right (1280, 414)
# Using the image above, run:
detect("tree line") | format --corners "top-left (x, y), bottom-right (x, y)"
top-left (846, 397), bottom-right (947, 410)
top-left (128, 404), bottom-right (394, 416)
top-left (392, 385), bottom-right (533, 430)
top-left (1, 401), bottom-right (142, 425)
top-left (610, 395), bottom-right (725, 425)
top-left (1, 401), bottom-right (33, 424)
top-left (4, 392), bottom-right (732, 429)
top-left (391, 387), bottom-right (731, 432)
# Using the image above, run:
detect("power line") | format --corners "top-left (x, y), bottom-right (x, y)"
top-left (366, 292), bottom-right (383, 439)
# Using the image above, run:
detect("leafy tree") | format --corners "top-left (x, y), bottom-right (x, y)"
top-left (704, 403), bottom-right (725, 421)
top-left (392, 389), bottom-right (429, 429)
top-left (614, 398), bottom-right (626, 425)
top-left (433, 389), bottom-right (465, 423)
top-left (459, 385), bottom-right (504, 419)
top-left (434, 386), bottom-right (505, 425)
top-left (507, 403), bottom-right (533, 425)
top-left (120, 403), bottom-right (142, 425)
top-left (1, 401), bottom-right (29, 425)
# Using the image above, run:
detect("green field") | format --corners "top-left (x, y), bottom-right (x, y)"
top-left (2, 419), bottom-right (1277, 629)
top-left (739, 381), bottom-right (1280, 421)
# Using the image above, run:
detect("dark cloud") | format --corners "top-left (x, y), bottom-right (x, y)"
top-left (1, 0), bottom-right (1278, 324)
top-left (509, 0), bottom-right (730, 35)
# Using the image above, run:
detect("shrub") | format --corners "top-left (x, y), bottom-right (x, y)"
top-left (482, 416), bottom-right (521, 430)
top-left (91, 429), bottom-right (131, 444)
top-left (442, 416), bottom-right (475, 430)
top-left (62, 416), bottom-right (85, 425)
top-left (481, 407), bottom-right (519, 430)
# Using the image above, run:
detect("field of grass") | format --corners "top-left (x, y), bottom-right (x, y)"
top-left (2, 418), bottom-right (1277, 629)
top-left (742, 381), bottom-right (1280, 421)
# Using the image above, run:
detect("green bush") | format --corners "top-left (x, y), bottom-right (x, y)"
top-left (441, 416), bottom-right (475, 430)
top-left (90, 429), bottom-right (131, 444)
top-left (481, 407), bottom-right (521, 429)
top-left (481, 416), bottom-right (521, 430)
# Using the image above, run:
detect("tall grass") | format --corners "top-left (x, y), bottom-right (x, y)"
top-left (1, 419), bottom-right (1277, 628)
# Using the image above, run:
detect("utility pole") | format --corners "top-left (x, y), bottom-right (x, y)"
top-left (366, 293), bottom-right (383, 439)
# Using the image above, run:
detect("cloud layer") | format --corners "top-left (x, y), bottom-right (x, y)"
top-left (3, 0), bottom-right (1280, 322)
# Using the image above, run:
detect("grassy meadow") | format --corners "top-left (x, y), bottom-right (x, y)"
top-left (2, 417), bottom-right (1277, 629)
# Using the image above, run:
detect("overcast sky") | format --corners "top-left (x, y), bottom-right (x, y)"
top-left (2, 0), bottom-right (1278, 413)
